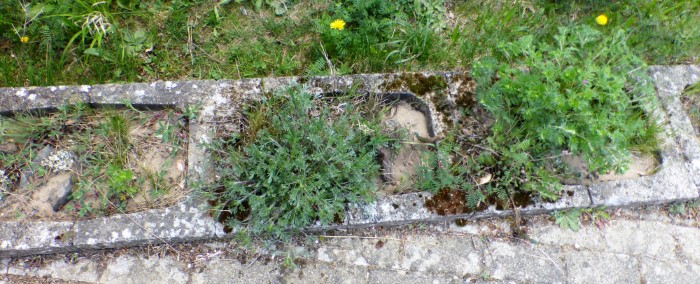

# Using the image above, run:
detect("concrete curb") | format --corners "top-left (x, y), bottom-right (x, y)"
top-left (1, 66), bottom-right (699, 258)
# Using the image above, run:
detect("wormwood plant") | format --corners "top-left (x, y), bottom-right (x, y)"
top-left (474, 25), bottom-right (658, 175)
top-left (209, 86), bottom-right (397, 239)
top-left (418, 24), bottom-right (659, 210)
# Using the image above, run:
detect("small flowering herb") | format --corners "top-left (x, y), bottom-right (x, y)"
top-left (595, 14), bottom-right (608, 26)
top-left (330, 19), bottom-right (346, 30)
top-left (20, 36), bottom-right (29, 43)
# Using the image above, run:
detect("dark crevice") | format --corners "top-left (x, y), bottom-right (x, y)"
top-left (585, 186), bottom-right (595, 206)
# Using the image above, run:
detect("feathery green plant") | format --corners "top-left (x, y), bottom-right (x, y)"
top-left (417, 24), bottom-right (659, 210)
top-left (208, 86), bottom-right (399, 240)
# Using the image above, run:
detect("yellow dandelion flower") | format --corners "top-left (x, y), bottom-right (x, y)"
top-left (330, 19), bottom-right (346, 31)
top-left (20, 36), bottom-right (29, 43)
top-left (595, 14), bottom-right (608, 26)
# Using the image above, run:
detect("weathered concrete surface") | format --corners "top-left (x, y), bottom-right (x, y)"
top-left (1, 66), bottom-right (700, 260)
top-left (0, 85), bottom-right (90, 115)
top-left (342, 186), bottom-right (591, 229)
top-left (587, 159), bottom-right (697, 207)
top-left (3, 208), bottom-right (700, 283)
top-left (72, 201), bottom-right (225, 250)
top-left (649, 65), bottom-right (700, 187)
top-left (0, 200), bottom-right (224, 258)
top-left (0, 221), bottom-right (75, 258)
top-left (89, 80), bottom-right (217, 108)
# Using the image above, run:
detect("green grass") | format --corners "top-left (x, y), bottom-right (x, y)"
top-left (1, 0), bottom-right (696, 86)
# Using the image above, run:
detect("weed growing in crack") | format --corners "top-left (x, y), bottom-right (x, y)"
top-left (553, 209), bottom-right (582, 232)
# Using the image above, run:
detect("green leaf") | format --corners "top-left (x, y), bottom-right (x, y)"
top-left (84, 48), bottom-right (102, 57)
top-left (554, 209), bottom-right (582, 232)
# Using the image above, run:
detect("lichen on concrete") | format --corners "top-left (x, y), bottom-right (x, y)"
top-left (72, 200), bottom-right (224, 250)
top-left (649, 65), bottom-right (700, 189)
top-left (0, 66), bottom-right (699, 259)
top-left (0, 85), bottom-right (90, 115)
top-left (0, 221), bottom-right (75, 258)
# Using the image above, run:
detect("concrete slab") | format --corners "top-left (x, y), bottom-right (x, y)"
top-left (670, 225), bottom-right (700, 264)
top-left (89, 80), bottom-right (217, 108)
top-left (0, 221), bottom-right (75, 258)
top-left (72, 201), bottom-right (224, 250)
top-left (639, 256), bottom-right (700, 283)
top-left (532, 219), bottom-right (686, 261)
top-left (342, 185), bottom-right (590, 229)
top-left (587, 159), bottom-right (697, 207)
top-left (98, 255), bottom-right (189, 284)
top-left (564, 251), bottom-right (640, 284)
top-left (368, 268), bottom-right (460, 283)
top-left (3, 209), bottom-right (699, 283)
top-left (398, 234), bottom-right (482, 276)
top-left (283, 262), bottom-right (369, 284)
top-left (7, 258), bottom-right (100, 283)
top-left (316, 236), bottom-right (403, 270)
top-left (189, 257), bottom-right (283, 284)
top-left (649, 65), bottom-right (700, 188)
top-left (316, 233), bottom-right (482, 276)
top-left (483, 240), bottom-right (566, 282)
top-left (0, 85), bottom-right (90, 114)
top-left (530, 223), bottom-right (607, 252)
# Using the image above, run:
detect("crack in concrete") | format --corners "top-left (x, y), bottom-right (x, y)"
top-left (67, 221), bottom-right (78, 248)
top-left (585, 185), bottom-right (594, 206)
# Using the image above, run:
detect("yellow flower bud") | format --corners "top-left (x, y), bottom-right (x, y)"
top-left (20, 36), bottom-right (29, 43)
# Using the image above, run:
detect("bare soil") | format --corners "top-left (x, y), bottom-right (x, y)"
top-left (561, 153), bottom-right (660, 185)
top-left (0, 110), bottom-right (188, 221)
top-left (379, 102), bottom-right (432, 194)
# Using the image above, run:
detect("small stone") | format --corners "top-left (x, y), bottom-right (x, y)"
top-left (31, 173), bottom-right (73, 212)
top-left (20, 145), bottom-right (55, 189)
